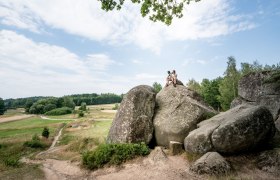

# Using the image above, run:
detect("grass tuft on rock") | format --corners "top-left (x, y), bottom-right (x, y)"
top-left (82, 143), bottom-right (150, 169)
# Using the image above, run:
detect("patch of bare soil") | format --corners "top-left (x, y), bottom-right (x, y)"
top-left (0, 114), bottom-right (34, 123)
top-left (101, 110), bottom-right (117, 113)
top-left (91, 155), bottom-right (201, 180)
top-left (23, 149), bottom-right (280, 180)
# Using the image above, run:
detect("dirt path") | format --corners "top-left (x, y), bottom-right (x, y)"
top-left (0, 114), bottom-right (34, 123)
top-left (101, 110), bottom-right (117, 113)
top-left (37, 124), bottom-right (66, 157)
top-left (40, 116), bottom-right (76, 121)
top-left (22, 144), bottom-right (202, 180)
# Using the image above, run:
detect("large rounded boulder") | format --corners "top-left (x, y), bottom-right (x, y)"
top-left (107, 85), bottom-right (156, 144)
top-left (153, 85), bottom-right (216, 147)
top-left (184, 105), bottom-right (276, 154)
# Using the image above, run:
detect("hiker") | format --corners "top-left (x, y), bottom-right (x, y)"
top-left (171, 70), bottom-right (177, 87)
top-left (165, 71), bottom-right (172, 87)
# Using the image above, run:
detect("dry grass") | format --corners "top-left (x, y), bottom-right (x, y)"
top-left (37, 104), bottom-right (116, 162)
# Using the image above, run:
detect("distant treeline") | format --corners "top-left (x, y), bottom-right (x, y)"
top-left (4, 93), bottom-right (123, 110)
top-left (71, 93), bottom-right (123, 106)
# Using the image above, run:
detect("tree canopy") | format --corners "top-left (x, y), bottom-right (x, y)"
top-left (99, 0), bottom-right (201, 25)
top-left (153, 82), bottom-right (162, 93)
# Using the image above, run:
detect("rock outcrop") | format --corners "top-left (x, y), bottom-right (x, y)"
top-left (107, 85), bottom-right (156, 144)
top-left (153, 85), bottom-right (217, 147)
top-left (184, 105), bottom-right (275, 154)
top-left (190, 152), bottom-right (231, 175)
top-left (231, 71), bottom-right (280, 120)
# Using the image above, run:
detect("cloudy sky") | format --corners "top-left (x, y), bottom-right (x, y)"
top-left (0, 0), bottom-right (280, 99)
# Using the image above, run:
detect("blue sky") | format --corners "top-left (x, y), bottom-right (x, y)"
top-left (0, 0), bottom-right (279, 99)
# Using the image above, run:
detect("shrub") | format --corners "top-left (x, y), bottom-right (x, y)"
top-left (82, 143), bottom-right (150, 169)
top-left (78, 111), bottom-right (84, 117)
top-left (42, 127), bottom-right (50, 139)
top-left (23, 140), bottom-right (46, 149)
top-left (112, 103), bottom-right (119, 110)
top-left (45, 107), bottom-right (72, 115)
top-left (79, 102), bottom-right (87, 111)
top-left (4, 156), bottom-right (20, 167)
top-left (32, 134), bottom-right (40, 141)
top-left (24, 134), bottom-right (46, 149)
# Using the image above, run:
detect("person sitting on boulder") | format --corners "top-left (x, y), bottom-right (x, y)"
top-left (165, 71), bottom-right (172, 87)
top-left (171, 70), bottom-right (177, 87)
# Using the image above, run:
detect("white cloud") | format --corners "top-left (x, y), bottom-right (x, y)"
top-left (132, 59), bottom-right (142, 64)
top-left (85, 54), bottom-right (115, 71)
top-left (0, 1), bottom-right (43, 33)
top-left (182, 58), bottom-right (208, 66)
top-left (135, 73), bottom-right (162, 80)
top-left (0, 0), bottom-right (256, 53)
top-left (0, 30), bottom-right (122, 98)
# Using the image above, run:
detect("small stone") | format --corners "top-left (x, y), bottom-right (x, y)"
top-left (169, 141), bottom-right (183, 155)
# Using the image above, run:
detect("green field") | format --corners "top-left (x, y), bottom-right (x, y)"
top-left (0, 104), bottom-right (116, 178)
top-left (0, 117), bottom-right (71, 142)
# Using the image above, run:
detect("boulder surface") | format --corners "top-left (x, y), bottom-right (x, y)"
top-left (256, 148), bottom-right (280, 175)
top-left (107, 85), bottom-right (156, 144)
top-left (153, 85), bottom-right (216, 147)
top-left (231, 71), bottom-right (280, 120)
top-left (185, 105), bottom-right (275, 154)
top-left (190, 152), bottom-right (231, 175)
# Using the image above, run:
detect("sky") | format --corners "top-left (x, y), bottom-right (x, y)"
top-left (0, 0), bottom-right (280, 99)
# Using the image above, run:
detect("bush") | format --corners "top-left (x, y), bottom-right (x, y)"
top-left (112, 103), bottom-right (119, 110)
top-left (45, 107), bottom-right (73, 115)
top-left (24, 134), bottom-right (46, 148)
top-left (79, 102), bottom-right (87, 111)
top-left (23, 140), bottom-right (46, 149)
top-left (32, 134), bottom-right (40, 141)
top-left (4, 156), bottom-right (20, 167)
top-left (42, 127), bottom-right (50, 139)
top-left (78, 111), bottom-right (84, 117)
top-left (82, 143), bottom-right (150, 169)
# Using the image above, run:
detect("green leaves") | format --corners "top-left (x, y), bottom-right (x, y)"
top-left (99, 0), bottom-right (201, 25)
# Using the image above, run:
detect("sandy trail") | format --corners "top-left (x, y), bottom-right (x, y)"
top-left (37, 124), bottom-right (65, 157)
top-left (101, 110), bottom-right (117, 113)
top-left (0, 114), bottom-right (34, 123)
top-left (40, 116), bottom-right (76, 121)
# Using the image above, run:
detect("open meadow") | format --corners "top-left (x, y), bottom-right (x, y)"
top-left (0, 104), bottom-right (116, 179)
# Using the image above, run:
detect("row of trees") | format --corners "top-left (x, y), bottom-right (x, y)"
top-left (187, 57), bottom-right (280, 111)
top-left (3, 93), bottom-right (123, 110)
top-left (71, 93), bottom-right (123, 106)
